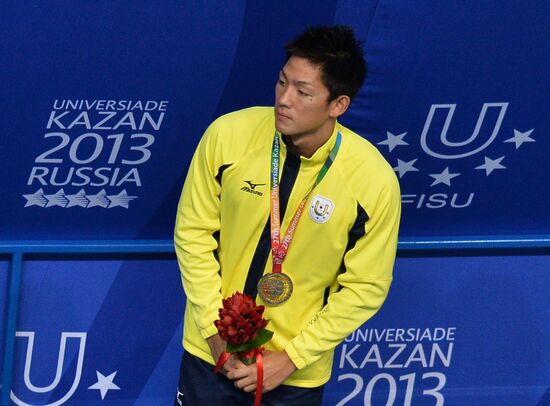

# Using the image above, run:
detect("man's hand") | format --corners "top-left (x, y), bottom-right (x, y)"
top-left (226, 350), bottom-right (297, 393)
top-left (207, 334), bottom-right (246, 375)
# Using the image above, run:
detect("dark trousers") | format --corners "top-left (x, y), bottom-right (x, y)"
top-left (174, 351), bottom-right (324, 406)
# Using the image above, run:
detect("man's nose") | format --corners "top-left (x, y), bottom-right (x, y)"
top-left (277, 86), bottom-right (292, 107)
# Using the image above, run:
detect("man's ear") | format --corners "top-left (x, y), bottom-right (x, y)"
top-left (329, 95), bottom-right (351, 119)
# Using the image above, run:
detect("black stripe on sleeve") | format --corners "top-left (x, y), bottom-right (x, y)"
top-left (322, 287), bottom-right (331, 307)
top-left (346, 202), bottom-right (370, 253)
top-left (212, 230), bottom-right (221, 277)
top-left (215, 164), bottom-right (233, 185)
top-left (243, 150), bottom-right (301, 297)
top-left (323, 202), bottom-right (370, 305)
top-left (214, 165), bottom-right (230, 280)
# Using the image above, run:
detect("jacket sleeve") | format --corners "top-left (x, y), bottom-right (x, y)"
top-left (174, 120), bottom-right (224, 339)
top-left (284, 174), bottom-right (401, 369)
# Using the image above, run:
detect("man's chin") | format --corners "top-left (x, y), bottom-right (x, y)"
top-left (275, 123), bottom-right (292, 136)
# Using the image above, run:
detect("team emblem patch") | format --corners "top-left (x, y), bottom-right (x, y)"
top-left (309, 195), bottom-right (334, 223)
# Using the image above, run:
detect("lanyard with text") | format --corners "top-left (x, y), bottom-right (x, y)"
top-left (257, 131), bottom-right (342, 306)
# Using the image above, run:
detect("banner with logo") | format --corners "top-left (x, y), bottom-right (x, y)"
top-left (2, 1), bottom-right (548, 239)
top-left (340, 1), bottom-right (550, 237)
top-left (2, 1), bottom-right (549, 406)
top-left (324, 255), bottom-right (550, 406)
top-left (4, 256), bottom-right (549, 405)
top-left (8, 258), bottom-right (183, 405)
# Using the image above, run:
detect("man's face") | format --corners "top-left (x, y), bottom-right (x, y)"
top-left (274, 56), bottom-right (336, 140)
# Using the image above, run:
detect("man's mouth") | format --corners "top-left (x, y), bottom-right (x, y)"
top-left (276, 110), bottom-right (291, 120)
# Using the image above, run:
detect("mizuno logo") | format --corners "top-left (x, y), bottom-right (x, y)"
top-left (243, 180), bottom-right (265, 190)
top-left (241, 180), bottom-right (265, 196)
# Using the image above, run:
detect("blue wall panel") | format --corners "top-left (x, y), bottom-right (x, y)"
top-left (2, 1), bottom-right (548, 239)
top-left (0, 260), bottom-right (9, 371)
top-left (325, 254), bottom-right (550, 405)
top-left (1, 0), bottom-right (549, 405)
top-left (9, 258), bottom-right (182, 405)
top-left (3, 255), bottom-right (549, 405)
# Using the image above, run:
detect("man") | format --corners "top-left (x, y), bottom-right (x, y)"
top-left (174, 25), bottom-right (400, 405)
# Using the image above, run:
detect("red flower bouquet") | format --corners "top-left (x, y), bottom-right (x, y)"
top-left (213, 292), bottom-right (273, 406)
top-left (214, 292), bottom-right (273, 364)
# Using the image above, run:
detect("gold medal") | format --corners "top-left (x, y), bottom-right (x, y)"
top-left (257, 273), bottom-right (293, 306)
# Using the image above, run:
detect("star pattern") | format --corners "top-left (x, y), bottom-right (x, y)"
top-left (88, 370), bottom-right (120, 400)
top-left (87, 190), bottom-right (111, 208)
top-left (393, 158), bottom-right (419, 178)
top-left (378, 131), bottom-right (409, 152)
top-left (429, 167), bottom-right (461, 187)
top-left (375, 109), bottom-right (535, 197)
top-left (23, 188), bottom-right (48, 207)
top-left (504, 129), bottom-right (535, 149)
top-left (475, 156), bottom-right (506, 176)
top-left (22, 189), bottom-right (137, 208)
top-left (66, 189), bottom-right (90, 208)
top-left (45, 189), bottom-right (69, 208)
top-left (108, 189), bottom-right (137, 209)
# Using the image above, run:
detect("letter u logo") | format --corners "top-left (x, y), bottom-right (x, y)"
top-left (314, 201), bottom-right (328, 216)
top-left (10, 332), bottom-right (87, 406)
top-left (420, 103), bottom-right (508, 159)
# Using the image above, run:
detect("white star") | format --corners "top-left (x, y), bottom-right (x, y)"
top-left (66, 189), bottom-right (90, 208)
top-left (88, 370), bottom-right (120, 400)
top-left (378, 131), bottom-right (408, 152)
top-left (504, 129), bottom-right (535, 149)
top-left (23, 189), bottom-right (48, 207)
top-left (45, 189), bottom-right (69, 208)
top-left (87, 189), bottom-right (110, 208)
top-left (475, 156), bottom-right (506, 176)
top-left (107, 189), bottom-right (137, 209)
top-left (393, 158), bottom-right (419, 178)
top-left (429, 167), bottom-right (460, 187)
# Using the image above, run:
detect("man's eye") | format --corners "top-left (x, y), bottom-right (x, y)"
top-left (298, 90), bottom-right (310, 97)
top-left (278, 79), bottom-right (286, 85)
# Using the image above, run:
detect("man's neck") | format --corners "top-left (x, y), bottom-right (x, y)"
top-left (284, 122), bottom-right (335, 158)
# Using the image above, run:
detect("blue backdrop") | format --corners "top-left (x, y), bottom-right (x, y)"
top-left (1, 1), bottom-right (549, 405)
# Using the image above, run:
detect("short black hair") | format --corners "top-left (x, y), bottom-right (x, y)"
top-left (285, 25), bottom-right (367, 101)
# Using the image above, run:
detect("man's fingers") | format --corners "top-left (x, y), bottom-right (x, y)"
top-left (226, 365), bottom-right (252, 380)
top-left (228, 363), bottom-right (259, 393)
top-left (226, 357), bottom-right (246, 369)
top-left (221, 355), bottom-right (247, 376)
top-left (242, 383), bottom-right (257, 393)
top-left (233, 374), bottom-right (256, 389)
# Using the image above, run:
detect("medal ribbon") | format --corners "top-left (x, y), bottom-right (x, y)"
top-left (270, 131), bottom-right (342, 273)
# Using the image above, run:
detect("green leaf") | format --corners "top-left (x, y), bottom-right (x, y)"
top-left (252, 328), bottom-right (274, 347)
top-left (226, 328), bottom-right (273, 353)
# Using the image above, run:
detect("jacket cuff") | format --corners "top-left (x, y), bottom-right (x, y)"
top-left (284, 342), bottom-right (306, 370)
top-left (200, 324), bottom-right (219, 339)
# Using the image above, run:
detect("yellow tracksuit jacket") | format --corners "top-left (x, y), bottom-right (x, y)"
top-left (174, 106), bottom-right (400, 387)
